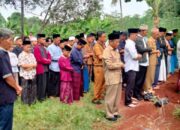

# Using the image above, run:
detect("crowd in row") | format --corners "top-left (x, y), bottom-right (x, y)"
top-left (0, 25), bottom-right (179, 128)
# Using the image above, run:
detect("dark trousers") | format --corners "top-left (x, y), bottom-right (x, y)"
top-left (153, 62), bottom-right (161, 87)
top-left (125, 70), bottom-right (136, 105)
top-left (37, 73), bottom-right (47, 101)
top-left (134, 66), bottom-right (147, 97)
top-left (47, 70), bottom-right (60, 97)
top-left (0, 103), bottom-right (14, 130)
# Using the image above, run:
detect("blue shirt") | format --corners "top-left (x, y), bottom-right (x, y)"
top-left (0, 48), bottom-right (17, 105)
top-left (47, 44), bottom-right (62, 72)
top-left (70, 47), bottom-right (83, 73)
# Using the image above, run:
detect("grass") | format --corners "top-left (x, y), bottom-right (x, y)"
top-left (13, 86), bottom-right (105, 130)
top-left (173, 107), bottom-right (180, 119)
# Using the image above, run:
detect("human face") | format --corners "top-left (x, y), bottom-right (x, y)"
top-left (38, 37), bottom-right (46, 46)
top-left (69, 40), bottom-right (74, 46)
top-left (120, 34), bottom-right (127, 41)
top-left (0, 37), bottom-right (13, 50)
top-left (59, 43), bottom-right (65, 49)
top-left (130, 33), bottom-right (138, 41)
top-left (54, 37), bottom-right (61, 45)
top-left (63, 50), bottom-right (70, 57)
top-left (23, 44), bottom-right (31, 53)
top-left (31, 41), bottom-right (37, 46)
top-left (87, 36), bottom-right (94, 44)
top-left (143, 30), bottom-right (148, 36)
top-left (99, 33), bottom-right (106, 43)
top-left (16, 39), bottom-right (23, 47)
top-left (111, 39), bottom-right (120, 49)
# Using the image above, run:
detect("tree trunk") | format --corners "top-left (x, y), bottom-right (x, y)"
top-left (153, 16), bottom-right (160, 27)
top-left (21, 0), bottom-right (24, 38)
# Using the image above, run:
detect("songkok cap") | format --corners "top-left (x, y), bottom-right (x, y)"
top-left (108, 32), bottom-right (120, 40)
top-left (172, 29), bottom-right (178, 33)
top-left (52, 34), bottom-right (60, 39)
top-left (159, 27), bottom-right (167, 32)
top-left (64, 45), bottom-right (72, 51)
top-left (128, 28), bottom-right (139, 34)
top-left (37, 34), bottom-right (46, 39)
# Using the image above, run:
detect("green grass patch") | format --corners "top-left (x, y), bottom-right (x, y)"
top-left (13, 86), bottom-right (105, 130)
top-left (173, 107), bottom-right (180, 119)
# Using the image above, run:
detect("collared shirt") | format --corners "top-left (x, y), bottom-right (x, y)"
top-left (8, 51), bottom-right (19, 73)
top-left (93, 42), bottom-right (105, 66)
top-left (124, 39), bottom-right (139, 72)
top-left (70, 47), bottom-right (83, 73)
top-left (138, 34), bottom-right (149, 66)
top-left (148, 37), bottom-right (158, 66)
top-left (47, 43), bottom-right (62, 72)
top-left (82, 42), bottom-right (94, 65)
top-left (0, 47), bottom-right (17, 105)
top-left (12, 46), bottom-right (23, 57)
top-left (103, 45), bottom-right (122, 85)
top-left (18, 51), bottom-right (37, 80)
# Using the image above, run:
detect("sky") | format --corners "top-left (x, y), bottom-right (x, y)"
top-left (0, 0), bottom-right (150, 20)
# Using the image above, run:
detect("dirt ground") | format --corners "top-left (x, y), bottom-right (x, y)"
top-left (94, 73), bottom-right (180, 130)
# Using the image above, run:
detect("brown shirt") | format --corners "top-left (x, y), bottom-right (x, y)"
top-left (148, 37), bottom-right (158, 66)
top-left (93, 42), bottom-right (105, 66)
top-left (103, 45), bottom-right (123, 85)
top-left (82, 42), bottom-right (93, 65)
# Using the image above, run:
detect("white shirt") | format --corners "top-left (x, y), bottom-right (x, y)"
top-left (8, 51), bottom-right (19, 73)
top-left (138, 34), bottom-right (149, 66)
top-left (177, 40), bottom-right (180, 68)
top-left (124, 39), bottom-right (139, 72)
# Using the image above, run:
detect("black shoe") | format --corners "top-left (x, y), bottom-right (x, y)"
top-left (106, 117), bottom-right (117, 121)
top-left (134, 95), bottom-right (143, 101)
top-left (114, 115), bottom-right (121, 119)
top-left (92, 100), bottom-right (102, 105)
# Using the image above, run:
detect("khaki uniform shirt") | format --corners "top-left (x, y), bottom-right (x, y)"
top-left (103, 45), bottom-right (123, 85)
top-left (93, 42), bottom-right (105, 66)
top-left (148, 37), bottom-right (158, 66)
top-left (83, 42), bottom-right (93, 65)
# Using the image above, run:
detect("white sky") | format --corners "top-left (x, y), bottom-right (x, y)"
top-left (0, 0), bottom-right (150, 20)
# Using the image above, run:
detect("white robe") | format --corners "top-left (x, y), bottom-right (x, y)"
top-left (158, 54), bottom-right (167, 81)
top-left (177, 40), bottom-right (180, 68)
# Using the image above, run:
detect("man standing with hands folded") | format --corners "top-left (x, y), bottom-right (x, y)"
top-left (124, 28), bottom-right (142, 108)
top-left (103, 32), bottom-right (124, 121)
top-left (0, 28), bottom-right (22, 130)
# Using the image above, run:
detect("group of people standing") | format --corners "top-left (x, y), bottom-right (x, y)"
top-left (0, 25), bottom-right (180, 129)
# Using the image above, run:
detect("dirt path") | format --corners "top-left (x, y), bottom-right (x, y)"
top-left (94, 73), bottom-right (180, 130)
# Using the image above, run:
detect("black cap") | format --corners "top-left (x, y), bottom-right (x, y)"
top-left (128, 28), bottom-right (139, 34)
top-left (159, 27), bottom-right (167, 32)
top-left (172, 29), bottom-right (178, 33)
top-left (75, 35), bottom-right (80, 39)
top-left (37, 34), bottom-right (46, 39)
top-left (78, 39), bottom-right (87, 45)
top-left (52, 34), bottom-right (60, 39)
top-left (87, 33), bottom-right (96, 38)
top-left (23, 40), bottom-right (31, 45)
top-left (108, 32), bottom-right (120, 40)
top-left (79, 33), bottom-right (85, 39)
top-left (64, 45), bottom-right (72, 51)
